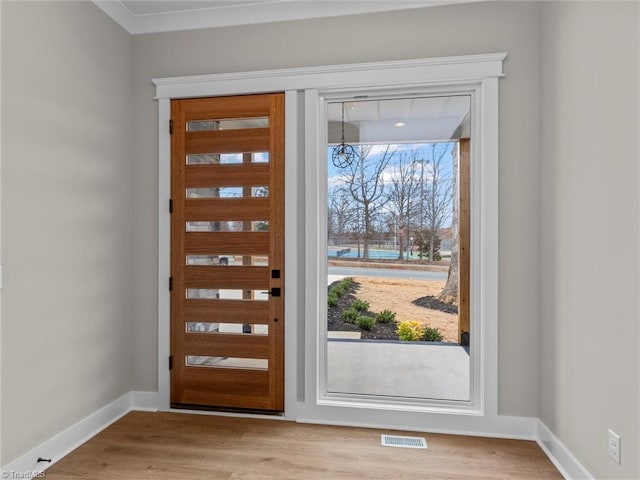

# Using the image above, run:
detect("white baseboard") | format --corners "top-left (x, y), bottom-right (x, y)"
top-left (1, 392), bottom-right (592, 480)
top-left (536, 419), bottom-right (593, 480)
top-left (296, 414), bottom-right (537, 441)
top-left (131, 390), bottom-right (159, 411)
top-left (1, 391), bottom-right (159, 477)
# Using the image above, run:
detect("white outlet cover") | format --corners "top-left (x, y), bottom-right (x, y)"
top-left (608, 429), bottom-right (621, 464)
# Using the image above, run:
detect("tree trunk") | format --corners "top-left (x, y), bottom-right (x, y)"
top-left (439, 246), bottom-right (458, 303)
top-left (363, 204), bottom-right (370, 259)
top-left (428, 230), bottom-right (435, 262)
top-left (438, 143), bottom-right (459, 303)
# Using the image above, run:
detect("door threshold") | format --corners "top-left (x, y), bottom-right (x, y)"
top-left (171, 403), bottom-right (284, 417)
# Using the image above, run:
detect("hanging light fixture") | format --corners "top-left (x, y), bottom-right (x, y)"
top-left (331, 102), bottom-right (356, 168)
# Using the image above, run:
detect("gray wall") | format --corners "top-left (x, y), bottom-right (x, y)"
top-left (131, 0), bottom-right (542, 418)
top-left (4, 1), bottom-right (638, 477)
top-left (1, 1), bottom-right (133, 463)
top-left (540, 2), bottom-right (640, 479)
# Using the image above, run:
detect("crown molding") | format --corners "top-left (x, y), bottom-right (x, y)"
top-left (93, 1), bottom-right (137, 33)
top-left (152, 53), bottom-right (507, 99)
top-left (93, 0), bottom-right (485, 35)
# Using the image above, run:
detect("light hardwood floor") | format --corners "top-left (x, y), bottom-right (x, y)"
top-left (44, 412), bottom-right (562, 479)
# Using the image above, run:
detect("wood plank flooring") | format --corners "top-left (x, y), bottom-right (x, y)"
top-left (44, 412), bottom-right (562, 479)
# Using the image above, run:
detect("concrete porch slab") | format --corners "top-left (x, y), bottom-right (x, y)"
top-left (327, 341), bottom-right (469, 401)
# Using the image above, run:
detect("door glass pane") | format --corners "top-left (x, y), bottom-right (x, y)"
top-left (186, 154), bottom-right (220, 165)
top-left (187, 117), bottom-right (268, 131)
top-left (186, 153), bottom-right (269, 165)
top-left (326, 94), bottom-right (472, 403)
top-left (186, 221), bottom-right (269, 232)
top-left (186, 289), bottom-right (220, 299)
top-left (186, 356), bottom-right (268, 370)
top-left (186, 322), bottom-right (268, 335)
top-left (186, 289), bottom-right (269, 300)
top-left (253, 152), bottom-right (269, 163)
top-left (186, 186), bottom-right (269, 198)
top-left (187, 322), bottom-right (269, 335)
top-left (187, 255), bottom-right (268, 266)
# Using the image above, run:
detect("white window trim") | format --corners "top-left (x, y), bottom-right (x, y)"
top-left (311, 86), bottom-right (482, 414)
top-left (153, 53), bottom-right (524, 437)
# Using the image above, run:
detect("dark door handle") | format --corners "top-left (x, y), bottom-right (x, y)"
top-left (261, 288), bottom-right (281, 297)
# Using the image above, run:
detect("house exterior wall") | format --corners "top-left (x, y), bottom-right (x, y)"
top-left (1, 0), bottom-right (134, 464)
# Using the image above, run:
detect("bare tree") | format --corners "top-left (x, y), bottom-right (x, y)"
top-left (328, 187), bottom-right (358, 242)
top-left (339, 145), bottom-right (395, 259)
top-left (438, 143), bottom-right (459, 303)
top-left (253, 186), bottom-right (269, 231)
top-left (422, 144), bottom-right (454, 262)
top-left (386, 152), bottom-right (420, 260)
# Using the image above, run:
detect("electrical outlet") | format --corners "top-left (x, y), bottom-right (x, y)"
top-left (608, 429), bottom-right (621, 464)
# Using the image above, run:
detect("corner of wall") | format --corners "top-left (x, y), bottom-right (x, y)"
top-left (0, 391), bottom-right (159, 477)
top-left (0, 0), bottom-right (4, 467)
top-left (536, 419), bottom-right (593, 480)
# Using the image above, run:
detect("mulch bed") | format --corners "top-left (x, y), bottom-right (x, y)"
top-left (327, 280), bottom-right (399, 340)
top-left (328, 279), bottom-right (458, 341)
top-left (411, 296), bottom-right (458, 314)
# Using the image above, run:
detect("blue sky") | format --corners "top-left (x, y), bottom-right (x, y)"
top-left (327, 142), bottom-right (455, 189)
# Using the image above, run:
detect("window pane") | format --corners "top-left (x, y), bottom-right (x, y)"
top-left (326, 94), bottom-right (471, 403)
top-left (187, 117), bottom-right (268, 131)
top-left (186, 186), bottom-right (268, 198)
top-left (186, 322), bottom-right (268, 335)
top-left (186, 356), bottom-right (268, 370)
top-left (186, 153), bottom-right (269, 165)
top-left (186, 289), bottom-right (268, 300)
top-left (186, 255), bottom-right (268, 266)
top-left (186, 221), bottom-right (268, 232)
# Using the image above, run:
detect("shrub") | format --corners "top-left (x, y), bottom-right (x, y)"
top-left (376, 309), bottom-right (396, 323)
top-left (341, 277), bottom-right (355, 288)
top-left (351, 298), bottom-right (370, 312)
top-left (422, 326), bottom-right (443, 342)
top-left (397, 320), bottom-right (425, 341)
top-left (331, 283), bottom-right (347, 297)
top-left (355, 315), bottom-right (376, 331)
top-left (342, 307), bottom-right (359, 323)
top-left (327, 293), bottom-right (339, 308)
top-left (329, 277), bottom-right (355, 298)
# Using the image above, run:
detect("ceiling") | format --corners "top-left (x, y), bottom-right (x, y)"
top-left (327, 96), bottom-right (471, 145)
top-left (93, 0), bottom-right (480, 35)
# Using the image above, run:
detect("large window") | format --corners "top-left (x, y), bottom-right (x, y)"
top-left (322, 94), bottom-right (472, 407)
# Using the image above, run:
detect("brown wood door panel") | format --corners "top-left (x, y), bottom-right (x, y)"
top-left (185, 164), bottom-right (270, 188)
top-left (184, 232), bottom-right (269, 255)
top-left (186, 129), bottom-right (270, 154)
top-left (183, 334), bottom-right (270, 358)
top-left (185, 198), bottom-right (270, 221)
top-left (179, 370), bottom-right (271, 409)
top-left (180, 95), bottom-right (274, 119)
top-left (184, 299), bottom-right (269, 323)
top-left (184, 266), bottom-right (269, 290)
top-left (171, 93), bottom-right (284, 412)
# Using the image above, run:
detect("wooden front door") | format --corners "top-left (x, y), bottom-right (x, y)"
top-left (170, 93), bottom-right (284, 412)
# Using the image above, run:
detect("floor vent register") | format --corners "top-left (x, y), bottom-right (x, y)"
top-left (381, 434), bottom-right (428, 449)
